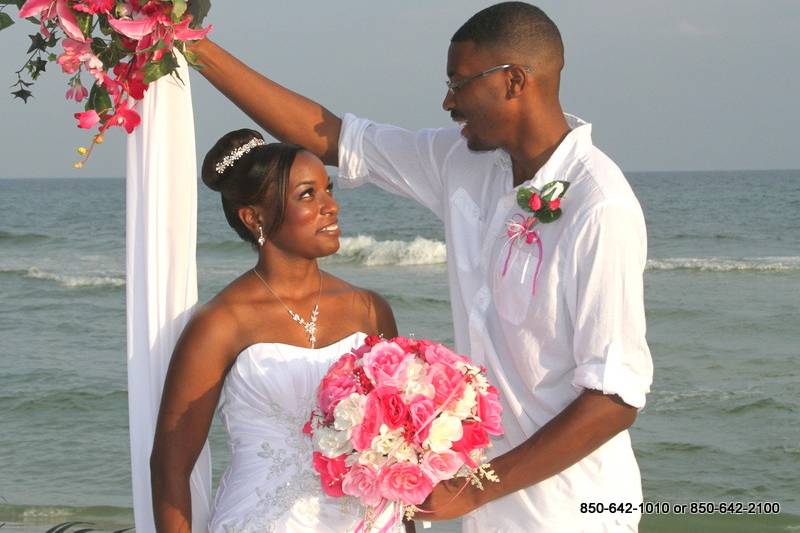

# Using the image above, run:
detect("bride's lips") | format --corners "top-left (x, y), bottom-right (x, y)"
top-left (317, 221), bottom-right (340, 235)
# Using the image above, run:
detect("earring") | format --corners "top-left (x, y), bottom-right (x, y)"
top-left (257, 226), bottom-right (266, 247)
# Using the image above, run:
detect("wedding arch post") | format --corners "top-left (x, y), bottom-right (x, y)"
top-left (125, 53), bottom-right (212, 532)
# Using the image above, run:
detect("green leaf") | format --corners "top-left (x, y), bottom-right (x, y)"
top-left (86, 82), bottom-right (112, 114)
top-left (536, 208), bottom-right (562, 223)
top-left (516, 187), bottom-right (534, 211)
top-left (91, 36), bottom-right (107, 56)
top-left (172, 0), bottom-right (187, 21)
top-left (0, 12), bottom-right (14, 31)
top-left (27, 32), bottom-right (48, 53)
top-left (98, 14), bottom-right (112, 35)
top-left (27, 56), bottom-right (47, 79)
top-left (143, 52), bottom-right (179, 84)
top-left (75, 12), bottom-right (92, 38)
top-left (539, 180), bottom-right (570, 202)
top-left (11, 87), bottom-right (33, 102)
top-left (187, 0), bottom-right (211, 27)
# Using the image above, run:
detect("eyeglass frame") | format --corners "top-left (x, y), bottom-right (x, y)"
top-left (445, 63), bottom-right (533, 93)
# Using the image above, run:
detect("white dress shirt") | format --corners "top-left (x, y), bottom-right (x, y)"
top-left (338, 113), bottom-right (653, 532)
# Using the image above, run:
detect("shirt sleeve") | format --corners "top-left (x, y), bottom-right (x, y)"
top-left (566, 201), bottom-right (653, 409)
top-left (337, 113), bottom-right (456, 220)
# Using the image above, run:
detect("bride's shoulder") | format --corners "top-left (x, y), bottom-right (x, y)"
top-left (322, 272), bottom-right (397, 337)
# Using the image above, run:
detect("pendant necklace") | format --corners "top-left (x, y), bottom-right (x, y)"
top-left (252, 268), bottom-right (322, 348)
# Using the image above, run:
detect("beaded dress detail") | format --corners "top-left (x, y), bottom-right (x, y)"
top-left (209, 332), bottom-right (367, 532)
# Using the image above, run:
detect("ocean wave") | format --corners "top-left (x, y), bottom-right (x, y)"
top-left (330, 235), bottom-right (446, 266)
top-left (646, 256), bottom-right (800, 272)
top-left (23, 267), bottom-right (125, 288)
top-left (0, 229), bottom-right (49, 244)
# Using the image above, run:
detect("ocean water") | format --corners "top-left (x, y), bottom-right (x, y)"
top-left (1, 170), bottom-right (799, 532)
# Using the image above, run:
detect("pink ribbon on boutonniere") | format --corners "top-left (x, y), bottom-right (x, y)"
top-left (501, 214), bottom-right (544, 295)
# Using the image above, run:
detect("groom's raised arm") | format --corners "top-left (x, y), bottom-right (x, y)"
top-left (190, 39), bottom-right (342, 165)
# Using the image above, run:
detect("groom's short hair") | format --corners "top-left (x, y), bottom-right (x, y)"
top-left (452, 2), bottom-right (564, 71)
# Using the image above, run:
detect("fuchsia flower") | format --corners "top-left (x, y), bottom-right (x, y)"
top-left (107, 102), bottom-right (141, 134)
top-left (351, 390), bottom-right (383, 451)
top-left (452, 421), bottom-right (490, 467)
top-left (478, 386), bottom-right (504, 436)
top-left (74, 109), bottom-right (100, 129)
top-left (65, 80), bottom-right (88, 102)
top-left (427, 362), bottom-right (465, 409)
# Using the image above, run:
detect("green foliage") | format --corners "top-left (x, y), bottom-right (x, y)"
top-left (86, 83), bottom-right (112, 114)
top-left (0, 11), bottom-right (14, 31)
top-left (188, 0), bottom-right (211, 26)
top-left (75, 12), bottom-right (93, 38)
top-left (143, 52), bottom-right (179, 84)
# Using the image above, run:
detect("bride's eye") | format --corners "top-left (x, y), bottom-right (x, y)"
top-left (300, 188), bottom-right (314, 199)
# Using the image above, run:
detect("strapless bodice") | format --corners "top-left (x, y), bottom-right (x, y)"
top-left (209, 332), bottom-right (367, 533)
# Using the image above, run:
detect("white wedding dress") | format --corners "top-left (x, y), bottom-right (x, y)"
top-left (209, 331), bottom-right (371, 532)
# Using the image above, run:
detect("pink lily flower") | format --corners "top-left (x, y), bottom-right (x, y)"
top-left (19, 0), bottom-right (88, 42)
top-left (56, 38), bottom-right (93, 74)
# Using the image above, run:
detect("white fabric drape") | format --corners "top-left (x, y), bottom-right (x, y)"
top-left (126, 53), bottom-right (212, 532)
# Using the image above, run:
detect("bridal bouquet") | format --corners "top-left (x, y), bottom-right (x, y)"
top-left (0, 0), bottom-right (212, 167)
top-left (304, 335), bottom-right (504, 531)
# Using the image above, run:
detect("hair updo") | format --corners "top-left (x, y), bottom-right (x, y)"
top-left (201, 129), bottom-right (302, 247)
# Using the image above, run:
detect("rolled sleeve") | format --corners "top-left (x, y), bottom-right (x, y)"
top-left (567, 201), bottom-right (653, 409)
top-left (336, 113), bottom-right (454, 219)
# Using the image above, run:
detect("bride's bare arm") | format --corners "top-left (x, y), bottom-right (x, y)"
top-left (189, 38), bottom-right (342, 165)
top-left (150, 305), bottom-right (240, 532)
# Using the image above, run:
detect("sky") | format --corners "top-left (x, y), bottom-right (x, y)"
top-left (0, 0), bottom-right (798, 178)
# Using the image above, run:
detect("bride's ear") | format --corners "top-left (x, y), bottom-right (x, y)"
top-left (238, 206), bottom-right (261, 236)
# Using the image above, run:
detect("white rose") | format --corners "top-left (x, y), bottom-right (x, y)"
top-left (391, 442), bottom-right (420, 464)
top-left (333, 392), bottom-right (366, 432)
top-left (403, 360), bottom-right (435, 400)
top-left (370, 424), bottom-right (405, 455)
top-left (314, 426), bottom-right (352, 458)
top-left (357, 449), bottom-right (385, 468)
top-left (425, 414), bottom-right (464, 453)
top-left (447, 383), bottom-right (477, 419)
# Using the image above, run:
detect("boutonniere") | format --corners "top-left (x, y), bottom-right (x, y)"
top-left (501, 180), bottom-right (570, 295)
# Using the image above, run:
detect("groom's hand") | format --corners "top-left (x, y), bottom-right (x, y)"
top-left (417, 477), bottom-right (479, 521)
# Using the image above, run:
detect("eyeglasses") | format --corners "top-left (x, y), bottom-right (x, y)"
top-left (445, 64), bottom-right (532, 93)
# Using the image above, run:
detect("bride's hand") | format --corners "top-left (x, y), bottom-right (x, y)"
top-left (417, 477), bottom-right (479, 521)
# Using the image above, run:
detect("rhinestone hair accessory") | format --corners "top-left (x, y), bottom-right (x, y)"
top-left (215, 138), bottom-right (267, 174)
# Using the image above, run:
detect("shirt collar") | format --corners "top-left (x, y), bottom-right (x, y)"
top-left (495, 113), bottom-right (593, 191)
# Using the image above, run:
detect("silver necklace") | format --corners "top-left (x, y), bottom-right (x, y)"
top-left (252, 268), bottom-right (322, 348)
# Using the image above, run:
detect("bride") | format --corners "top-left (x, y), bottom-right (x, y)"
top-left (150, 129), bottom-right (399, 532)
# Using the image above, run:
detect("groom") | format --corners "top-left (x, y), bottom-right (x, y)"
top-left (192, 2), bottom-right (653, 531)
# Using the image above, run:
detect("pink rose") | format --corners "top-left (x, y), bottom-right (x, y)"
top-left (362, 341), bottom-right (414, 387)
top-left (452, 421), bottom-right (490, 467)
top-left (378, 462), bottom-right (434, 506)
top-left (312, 451), bottom-right (349, 497)
top-left (342, 464), bottom-right (382, 507)
top-left (352, 390), bottom-right (383, 450)
top-left (326, 353), bottom-right (357, 380)
top-left (427, 362), bottom-right (465, 409)
top-left (423, 343), bottom-right (468, 367)
top-left (379, 390), bottom-right (409, 429)
top-left (478, 387), bottom-right (504, 436)
top-left (318, 374), bottom-right (357, 418)
top-left (420, 450), bottom-right (464, 483)
top-left (407, 395), bottom-right (435, 444)
top-left (365, 335), bottom-right (382, 347)
top-left (548, 198), bottom-right (561, 211)
top-left (528, 192), bottom-right (543, 211)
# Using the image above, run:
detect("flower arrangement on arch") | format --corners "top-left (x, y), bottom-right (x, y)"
top-left (305, 335), bottom-right (504, 531)
top-left (0, 0), bottom-right (212, 167)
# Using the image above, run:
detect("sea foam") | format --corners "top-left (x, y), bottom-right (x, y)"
top-left (332, 235), bottom-right (447, 266)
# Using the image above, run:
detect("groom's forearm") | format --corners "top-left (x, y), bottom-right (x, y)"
top-left (189, 39), bottom-right (342, 165)
top-left (479, 389), bottom-right (637, 504)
